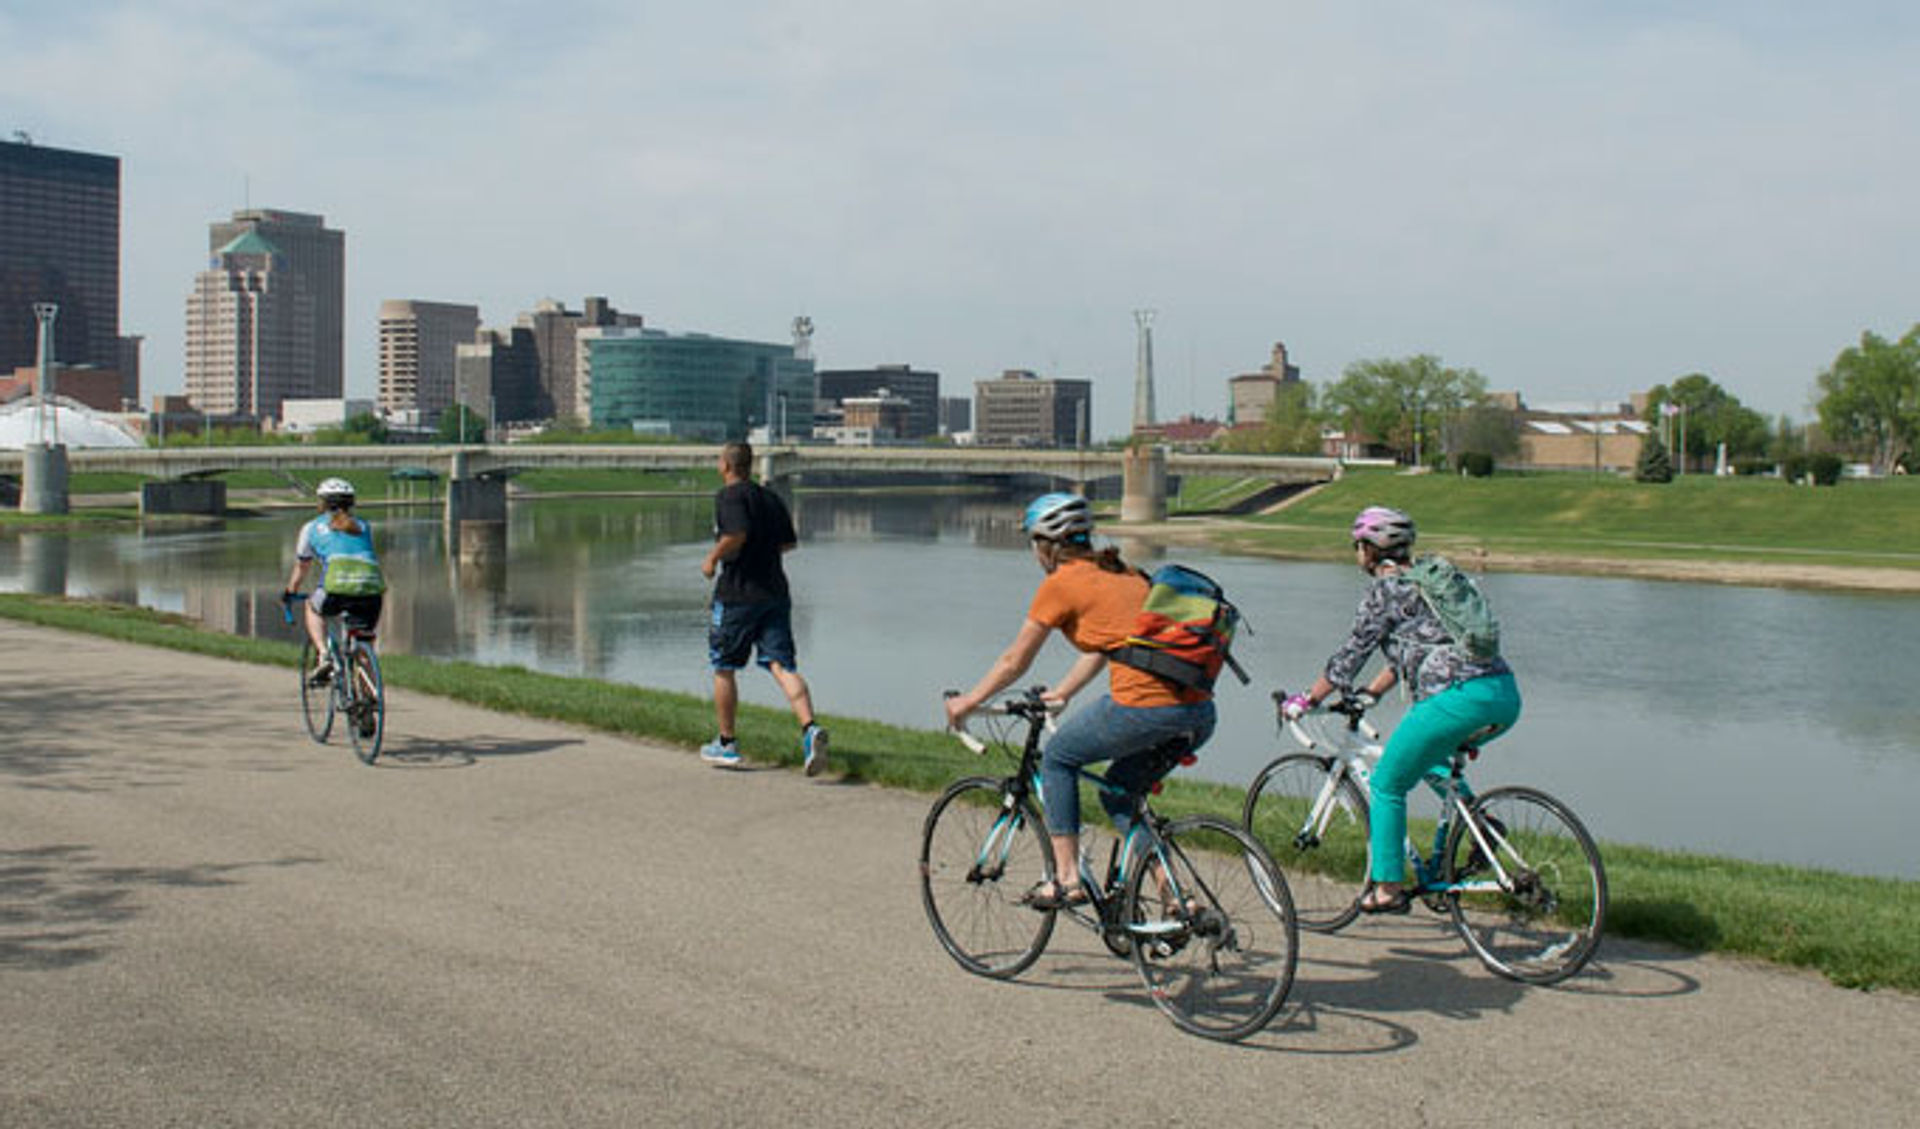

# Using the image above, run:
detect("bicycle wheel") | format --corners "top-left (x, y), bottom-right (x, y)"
top-left (345, 643), bottom-right (384, 765)
top-left (919, 778), bottom-right (1056, 979)
top-left (299, 639), bottom-right (334, 743)
top-left (1127, 816), bottom-right (1297, 1042)
top-left (1242, 753), bottom-right (1370, 932)
top-left (1444, 786), bottom-right (1607, 985)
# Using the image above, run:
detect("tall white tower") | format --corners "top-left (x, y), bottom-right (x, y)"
top-left (1132, 309), bottom-right (1157, 433)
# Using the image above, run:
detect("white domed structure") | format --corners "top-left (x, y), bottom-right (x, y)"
top-left (0, 397), bottom-right (142, 449)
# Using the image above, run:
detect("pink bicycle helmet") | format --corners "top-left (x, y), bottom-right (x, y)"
top-left (1351, 505), bottom-right (1416, 551)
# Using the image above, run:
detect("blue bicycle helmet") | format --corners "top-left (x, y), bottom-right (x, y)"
top-left (1022, 493), bottom-right (1093, 543)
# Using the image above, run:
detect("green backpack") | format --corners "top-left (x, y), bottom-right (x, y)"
top-left (1402, 554), bottom-right (1500, 660)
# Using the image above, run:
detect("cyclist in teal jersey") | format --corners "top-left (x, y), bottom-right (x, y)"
top-left (283, 477), bottom-right (387, 684)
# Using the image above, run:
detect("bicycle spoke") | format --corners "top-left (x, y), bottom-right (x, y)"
top-left (920, 778), bottom-right (1054, 979)
top-left (1128, 816), bottom-right (1296, 1042)
top-left (1243, 753), bottom-right (1368, 931)
top-left (1445, 787), bottom-right (1607, 984)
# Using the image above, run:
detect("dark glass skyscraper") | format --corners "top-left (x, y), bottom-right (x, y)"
top-left (0, 139), bottom-right (120, 374)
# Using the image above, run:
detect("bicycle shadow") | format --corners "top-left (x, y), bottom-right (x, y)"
top-left (373, 734), bottom-right (586, 769)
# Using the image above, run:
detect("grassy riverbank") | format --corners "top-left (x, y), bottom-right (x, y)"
top-left (1212, 469), bottom-right (1920, 572)
top-left (2, 592), bottom-right (1913, 993)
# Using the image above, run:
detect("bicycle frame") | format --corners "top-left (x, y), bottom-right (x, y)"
top-left (956, 690), bottom-right (1198, 936)
top-left (1283, 699), bottom-right (1514, 899)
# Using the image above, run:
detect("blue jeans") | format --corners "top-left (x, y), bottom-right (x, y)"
top-left (1370, 673), bottom-right (1522, 884)
top-left (1040, 694), bottom-right (1217, 839)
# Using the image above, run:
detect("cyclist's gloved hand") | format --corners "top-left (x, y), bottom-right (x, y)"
top-left (1281, 693), bottom-right (1314, 721)
top-left (1351, 691), bottom-right (1378, 711)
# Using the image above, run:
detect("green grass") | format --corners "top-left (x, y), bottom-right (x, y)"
top-left (2, 590), bottom-right (1915, 993)
top-left (1170, 475), bottom-right (1273, 514)
top-left (1227, 469), bottom-right (1920, 570)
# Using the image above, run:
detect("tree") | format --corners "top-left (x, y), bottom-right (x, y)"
top-left (1634, 430), bottom-right (1673, 483)
top-left (436, 402), bottom-right (488, 443)
top-left (1443, 403), bottom-right (1521, 463)
top-left (1217, 380), bottom-right (1322, 454)
top-left (1642, 373), bottom-right (1769, 468)
top-left (1815, 325), bottom-right (1920, 474)
top-left (1323, 355), bottom-right (1486, 465)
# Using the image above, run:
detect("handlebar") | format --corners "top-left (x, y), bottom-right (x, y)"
top-left (944, 686), bottom-right (1061, 755)
top-left (1272, 687), bottom-right (1381, 747)
top-left (279, 590), bottom-right (308, 625)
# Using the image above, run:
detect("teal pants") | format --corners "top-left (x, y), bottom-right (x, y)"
top-left (1370, 673), bottom-right (1522, 884)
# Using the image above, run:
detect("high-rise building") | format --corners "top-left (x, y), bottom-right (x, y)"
top-left (0, 138), bottom-right (121, 376)
top-left (183, 230), bottom-right (315, 419)
top-left (516, 296), bottom-right (643, 422)
top-left (208, 209), bottom-right (344, 397)
top-left (817, 364), bottom-right (940, 439)
top-left (377, 299), bottom-right (480, 425)
top-left (974, 369), bottom-right (1093, 447)
top-left (575, 326), bottom-right (814, 441)
top-left (455, 325), bottom-right (541, 426)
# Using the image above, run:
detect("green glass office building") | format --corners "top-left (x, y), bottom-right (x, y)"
top-left (578, 327), bottom-right (816, 441)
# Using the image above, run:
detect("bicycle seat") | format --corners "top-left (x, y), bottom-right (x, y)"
top-left (1144, 734), bottom-right (1199, 795)
top-left (347, 627), bottom-right (378, 641)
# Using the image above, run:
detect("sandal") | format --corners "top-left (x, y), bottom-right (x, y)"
top-left (1023, 879), bottom-right (1088, 911)
top-left (1358, 885), bottom-right (1414, 915)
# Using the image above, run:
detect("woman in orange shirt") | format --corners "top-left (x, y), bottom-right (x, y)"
top-left (944, 493), bottom-right (1217, 909)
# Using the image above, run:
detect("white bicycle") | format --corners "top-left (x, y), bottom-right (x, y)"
top-left (1242, 690), bottom-right (1606, 984)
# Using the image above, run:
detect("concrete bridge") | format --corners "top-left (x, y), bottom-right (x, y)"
top-left (2, 443), bottom-right (1345, 526)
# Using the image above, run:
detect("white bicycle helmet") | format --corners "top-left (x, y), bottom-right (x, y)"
top-left (1022, 492), bottom-right (1093, 542)
top-left (316, 477), bottom-right (357, 505)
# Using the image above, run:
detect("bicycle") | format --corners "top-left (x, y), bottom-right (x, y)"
top-left (1243, 690), bottom-right (1606, 985)
top-left (281, 592), bottom-right (386, 765)
top-left (920, 687), bottom-right (1298, 1042)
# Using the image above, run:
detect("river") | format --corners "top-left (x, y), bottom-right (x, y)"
top-left (4, 491), bottom-right (1915, 881)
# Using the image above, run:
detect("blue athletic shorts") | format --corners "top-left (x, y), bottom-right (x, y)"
top-left (708, 598), bottom-right (798, 672)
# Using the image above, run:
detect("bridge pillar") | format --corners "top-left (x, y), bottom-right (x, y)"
top-left (140, 479), bottom-right (227, 517)
top-left (19, 443), bottom-right (69, 515)
top-left (446, 476), bottom-right (507, 528)
top-left (1120, 444), bottom-right (1167, 524)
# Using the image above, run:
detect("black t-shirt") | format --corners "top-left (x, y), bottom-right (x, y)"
top-left (712, 480), bottom-right (796, 604)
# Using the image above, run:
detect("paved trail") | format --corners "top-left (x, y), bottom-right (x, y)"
top-left (1, 620), bottom-right (1914, 1127)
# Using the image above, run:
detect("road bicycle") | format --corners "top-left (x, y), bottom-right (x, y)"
top-left (920, 687), bottom-right (1298, 1042)
top-left (1243, 690), bottom-right (1606, 984)
top-left (282, 592), bottom-right (385, 764)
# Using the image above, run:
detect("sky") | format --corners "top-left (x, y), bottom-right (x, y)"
top-left (4, 1), bottom-right (1916, 437)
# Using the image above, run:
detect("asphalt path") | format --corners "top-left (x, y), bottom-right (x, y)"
top-left (2, 620), bottom-right (1915, 1127)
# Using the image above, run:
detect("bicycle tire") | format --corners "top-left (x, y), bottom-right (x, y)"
top-left (1243, 753), bottom-right (1370, 932)
top-left (299, 638), bottom-right (334, 743)
top-left (919, 777), bottom-right (1056, 979)
top-left (1127, 815), bottom-right (1297, 1042)
top-left (1443, 785), bottom-right (1607, 985)
top-left (345, 643), bottom-right (384, 765)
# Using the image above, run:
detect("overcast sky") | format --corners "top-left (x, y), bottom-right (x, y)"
top-left (6, 1), bottom-right (1916, 436)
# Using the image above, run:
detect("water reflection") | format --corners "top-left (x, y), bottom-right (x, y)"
top-left (3, 492), bottom-right (1916, 880)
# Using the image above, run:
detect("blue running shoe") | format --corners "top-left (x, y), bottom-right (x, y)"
top-left (802, 723), bottom-right (829, 777)
top-left (700, 738), bottom-right (743, 769)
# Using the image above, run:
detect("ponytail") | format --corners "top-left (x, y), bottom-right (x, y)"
top-left (328, 505), bottom-right (363, 536)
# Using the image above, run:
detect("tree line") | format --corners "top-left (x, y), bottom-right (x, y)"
top-left (1217, 322), bottom-right (1920, 475)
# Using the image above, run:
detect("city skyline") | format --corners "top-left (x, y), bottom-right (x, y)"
top-left (4, 2), bottom-right (1917, 438)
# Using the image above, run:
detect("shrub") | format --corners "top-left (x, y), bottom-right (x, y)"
top-left (1781, 454), bottom-right (1809, 483)
top-left (1808, 453), bottom-right (1844, 486)
top-left (1732, 457), bottom-right (1774, 476)
top-left (1454, 451), bottom-right (1495, 477)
